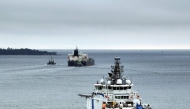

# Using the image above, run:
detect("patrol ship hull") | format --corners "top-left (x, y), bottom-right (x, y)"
top-left (79, 57), bottom-right (152, 109)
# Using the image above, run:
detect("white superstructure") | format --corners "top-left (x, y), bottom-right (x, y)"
top-left (68, 52), bottom-right (88, 62)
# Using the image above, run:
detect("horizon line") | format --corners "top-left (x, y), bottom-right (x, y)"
top-left (1, 47), bottom-right (190, 50)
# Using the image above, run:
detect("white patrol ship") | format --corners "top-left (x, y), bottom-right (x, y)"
top-left (79, 57), bottom-right (152, 109)
top-left (68, 47), bottom-right (94, 67)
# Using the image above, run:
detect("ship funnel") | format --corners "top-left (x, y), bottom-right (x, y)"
top-left (74, 48), bottom-right (79, 56)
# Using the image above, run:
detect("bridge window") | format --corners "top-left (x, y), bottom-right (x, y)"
top-left (124, 96), bottom-right (129, 99)
top-left (113, 87), bottom-right (116, 90)
top-left (108, 86), bottom-right (112, 89)
top-left (120, 87), bottom-right (123, 90)
top-left (98, 86), bottom-right (102, 90)
top-left (115, 96), bottom-right (129, 99)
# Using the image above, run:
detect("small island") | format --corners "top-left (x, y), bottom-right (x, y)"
top-left (0, 47), bottom-right (56, 55)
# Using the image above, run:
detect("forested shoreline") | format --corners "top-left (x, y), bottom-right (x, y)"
top-left (0, 48), bottom-right (56, 55)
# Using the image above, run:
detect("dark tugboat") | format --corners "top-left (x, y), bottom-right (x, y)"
top-left (68, 47), bottom-right (94, 67)
top-left (47, 56), bottom-right (56, 65)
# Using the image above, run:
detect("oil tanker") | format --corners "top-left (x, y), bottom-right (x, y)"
top-left (68, 47), bottom-right (94, 67)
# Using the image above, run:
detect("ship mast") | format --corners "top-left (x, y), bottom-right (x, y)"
top-left (110, 57), bottom-right (124, 85)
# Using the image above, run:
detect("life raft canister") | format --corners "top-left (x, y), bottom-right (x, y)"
top-left (137, 94), bottom-right (140, 99)
top-left (105, 95), bottom-right (109, 98)
top-left (130, 95), bottom-right (133, 99)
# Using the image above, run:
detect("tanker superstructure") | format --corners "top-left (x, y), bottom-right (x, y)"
top-left (68, 47), bottom-right (94, 66)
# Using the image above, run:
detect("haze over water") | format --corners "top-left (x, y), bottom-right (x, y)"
top-left (0, 50), bottom-right (190, 109)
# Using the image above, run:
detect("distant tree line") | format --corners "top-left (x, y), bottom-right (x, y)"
top-left (0, 47), bottom-right (57, 55)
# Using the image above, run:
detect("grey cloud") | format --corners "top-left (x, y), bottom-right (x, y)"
top-left (0, 0), bottom-right (190, 49)
top-left (1, 0), bottom-right (190, 27)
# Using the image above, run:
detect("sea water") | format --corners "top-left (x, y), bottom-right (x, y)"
top-left (0, 50), bottom-right (190, 109)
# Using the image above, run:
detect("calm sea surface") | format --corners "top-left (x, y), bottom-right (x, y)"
top-left (0, 50), bottom-right (190, 109)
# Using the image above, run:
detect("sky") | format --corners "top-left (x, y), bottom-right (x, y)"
top-left (0, 0), bottom-right (190, 49)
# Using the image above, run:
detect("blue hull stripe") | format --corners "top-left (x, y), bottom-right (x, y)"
top-left (92, 98), bottom-right (94, 109)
